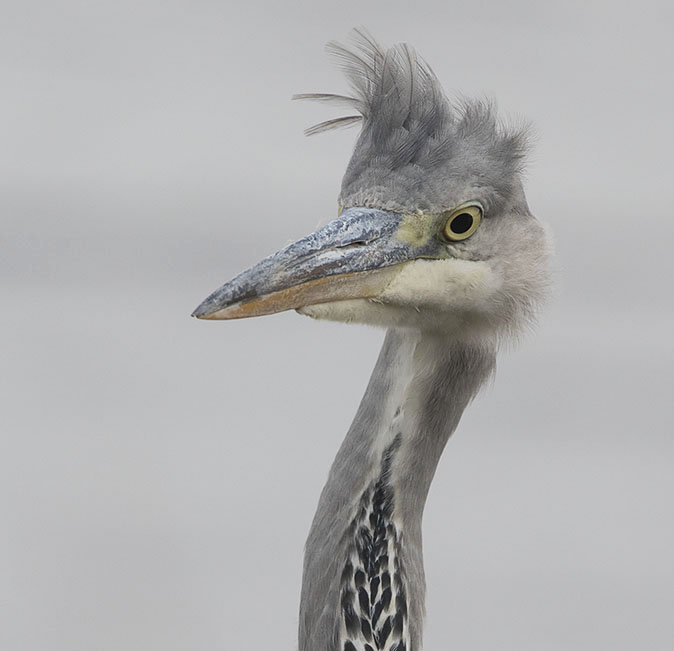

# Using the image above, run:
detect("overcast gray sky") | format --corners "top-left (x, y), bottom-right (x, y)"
top-left (2, 2), bottom-right (673, 650)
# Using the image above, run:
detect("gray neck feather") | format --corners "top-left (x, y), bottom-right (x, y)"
top-left (299, 328), bottom-right (496, 651)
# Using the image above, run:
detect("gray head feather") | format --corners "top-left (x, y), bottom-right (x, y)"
top-left (296, 29), bottom-right (530, 215)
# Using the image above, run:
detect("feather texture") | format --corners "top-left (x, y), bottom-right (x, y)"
top-left (295, 29), bottom-right (530, 215)
top-left (303, 115), bottom-right (362, 137)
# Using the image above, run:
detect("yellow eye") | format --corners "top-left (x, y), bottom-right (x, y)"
top-left (442, 202), bottom-right (483, 241)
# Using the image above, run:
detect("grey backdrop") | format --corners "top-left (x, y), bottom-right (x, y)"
top-left (2, 2), bottom-right (673, 650)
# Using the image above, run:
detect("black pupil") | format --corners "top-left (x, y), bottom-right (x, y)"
top-left (450, 212), bottom-right (474, 234)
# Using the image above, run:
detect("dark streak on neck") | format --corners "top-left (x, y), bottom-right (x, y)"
top-left (341, 434), bottom-right (407, 651)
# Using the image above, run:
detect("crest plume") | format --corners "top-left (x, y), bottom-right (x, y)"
top-left (295, 29), bottom-right (530, 213)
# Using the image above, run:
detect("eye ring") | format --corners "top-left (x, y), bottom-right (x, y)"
top-left (442, 202), bottom-right (483, 241)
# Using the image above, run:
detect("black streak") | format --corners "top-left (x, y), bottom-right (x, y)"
top-left (360, 618), bottom-right (373, 642)
top-left (378, 615), bottom-right (392, 647)
top-left (340, 434), bottom-right (405, 650)
top-left (358, 587), bottom-right (370, 614)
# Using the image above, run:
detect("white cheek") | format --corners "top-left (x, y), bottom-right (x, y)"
top-left (377, 258), bottom-right (501, 312)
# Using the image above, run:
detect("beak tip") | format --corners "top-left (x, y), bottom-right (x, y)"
top-left (192, 284), bottom-right (241, 320)
top-left (191, 301), bottom-right (214, 319)
top-left (192, 298), bottom-right (235, 320)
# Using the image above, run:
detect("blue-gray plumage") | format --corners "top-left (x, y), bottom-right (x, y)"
top-left (193, 29), bottom-right (552, 651)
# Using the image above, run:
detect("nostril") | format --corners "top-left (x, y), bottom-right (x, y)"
top-left (337, 240), bottom-right (368, 248)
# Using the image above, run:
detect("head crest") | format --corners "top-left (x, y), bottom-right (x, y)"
top-left (295, 29), bottom-right (530, 213)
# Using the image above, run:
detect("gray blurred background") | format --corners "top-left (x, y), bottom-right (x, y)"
top-left (2, 2), bottom-right (673, 650)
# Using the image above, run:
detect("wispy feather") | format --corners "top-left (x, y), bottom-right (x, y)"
top-left (303, 115), bottom-right (363, 136)
top-left (295, 28), bottom-right (531, 213)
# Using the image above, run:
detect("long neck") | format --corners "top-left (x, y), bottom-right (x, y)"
top-left (299, 328), bottom-right (496, 651)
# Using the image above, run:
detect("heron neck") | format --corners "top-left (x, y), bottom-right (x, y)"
top-left (299, 328), bottom-right (495, 651)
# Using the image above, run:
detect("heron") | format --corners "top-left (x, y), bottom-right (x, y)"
top-left (193, 30), bottom-right (551, 651)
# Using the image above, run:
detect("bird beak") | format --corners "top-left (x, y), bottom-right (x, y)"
top-left (192, 207), bottom-right (436, 320)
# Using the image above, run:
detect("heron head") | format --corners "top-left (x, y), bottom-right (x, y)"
top-left (193, 32), bottom-right (551, 343)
